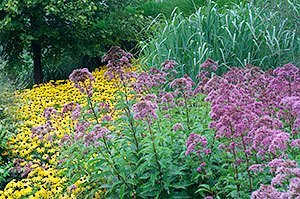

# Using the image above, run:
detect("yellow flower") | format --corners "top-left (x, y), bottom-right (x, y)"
top-left (4, 66), bottom-right (133, 197)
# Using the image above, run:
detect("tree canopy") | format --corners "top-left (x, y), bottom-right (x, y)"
top-left (0, 0), bottom-right (100, 83)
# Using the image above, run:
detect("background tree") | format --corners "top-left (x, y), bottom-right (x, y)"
top-left (0, 0), bottom-right (100, 84)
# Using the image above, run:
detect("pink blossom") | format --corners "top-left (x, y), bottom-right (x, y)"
top-left (69, 68), bottom-right (95, 96)
top-left (291, 139), bottom-right (300, 148)
top-left (132, 98), bottom-right (158, 122)
top-left (185, 133), bottom-right (208, 156)
top-left (173, 123), bottom-right (184, 131)
top-left (200, 58), bottom-right (218, 71)
top-left (161, 60), bottom-right (178, 71)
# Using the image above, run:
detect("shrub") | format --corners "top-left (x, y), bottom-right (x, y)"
top-left (140, 2), bottom-right (300, 80)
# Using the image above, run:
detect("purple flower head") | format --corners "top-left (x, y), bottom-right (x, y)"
top-left (196, 167), bottom-right (202, 173)
top-left (71, 104), bottom-right (82, 120)
top-left (133, 69), bottom-right (167, 93)
top-left (173, 123), bottom-right (184, 131)
top-left (141, 94), bottom-right (157, 102)
top-left (69, 184), bottom-right (77, 193)
top-left (84, 125), bottom-right (111, 146)
top-left (251, 127), bottom-right (289, 157)
top-left (62, 102), bottom-right (76, 113)
top-left (101, 115), bottom-right (112, 122)
top-left (69, 68), bottom-right (95, 96)
top-left (102, 46), bottom-right (133, 65)
top-left (102, 46), bottom-right (134, 81)
top-left (196, 162), bottom-right (207, 173)
top-left (75, 121), bottom-right (91, 135)
top-left (149, 68), bottom-right (167, 86)
top-left (200, 58), bottom-right (218, 71)
top-left (43, 107), bottom-right (58, 120)
top-left (133, 72), bottom-right (153, 92)
top-left (31, 121), bottom-right (55, 140)
top-left (289, 178), bottom-right (300, 196)
top-left (164, 114), bottom-right (171, 119)
top-left (161, 60), bottom-right (178, 71)
top-left (196, 71), bottom-right (209, 79)
top-left (252, 158), bottom-right (300, 198)
top-left (291, 139), bottom-right (300, 148)
top-left (249, 164), bottom-right (265, 173)
top-left (170, 75), bottom-right (195, 96)
top-left (132, 98), bottom-right (158, 122)
top-left (160, 92), bottom-right (175, 104)
top-left (268, 132), bottom-right (290, 154)
top-left (61, 134), bottom-right (72, 145)
top-left (273, 63), bottom-right (299, 81)
top-left (292, 118), bottom-right (300, 134)
top-left (185, 133), bottom-right (208, 156)
top-left (251, 185), bottom-right (283, 199)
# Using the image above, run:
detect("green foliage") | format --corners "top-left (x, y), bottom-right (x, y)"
top-left (0, 0), bottom-right (97, 57)
top-left (139, 0), bottom-right (245, 17)
top-left (140, 2), bottom-right (300, 80)
top-left (0, 72), bottom-right (17, 189)
top-left (254, 0), bottom-right (300, 35)
top-left (0, 0), bottom-right (99, 84)
top-left (59, 91), bottom-right (213, 198)
top-left (0, 0), bottom-right (251, 87)
top-left (91, 5), bottom-right (147, 55)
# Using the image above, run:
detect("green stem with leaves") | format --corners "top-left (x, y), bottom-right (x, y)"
top-left (147, 117), bottom-right (164, 185)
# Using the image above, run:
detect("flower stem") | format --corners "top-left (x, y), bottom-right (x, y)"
top-left (183, 93), bottom-right (191, 131)
top-left (231, 147), bottom-right (240, 197)
top-left (241, 135), bottom-right (253, 192)
top-left (147, 117), bottom-right (164, 185)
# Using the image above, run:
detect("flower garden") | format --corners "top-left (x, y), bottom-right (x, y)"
top-left (0, 45), bottom-right (299, 198)
top-left (0, 0), bottom-right (299, 199)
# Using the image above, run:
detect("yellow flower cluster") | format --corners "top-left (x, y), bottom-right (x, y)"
top-left (0, 67), bottom-right (121, 199)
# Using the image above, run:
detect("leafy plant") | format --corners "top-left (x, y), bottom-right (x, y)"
top-left (140, 1), bottom-right (300, 81)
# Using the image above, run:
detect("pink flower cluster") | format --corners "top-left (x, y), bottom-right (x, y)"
top-left (202, 64), bottom-right (300, 156)
top-left (133, 69), bottom-right (167, 93)
top-left (170, 75), bottom-right (195, 97)
top-left (101, 46), bottom-right (134, 81)
top-left (132, 94), bottom-right (158, 122)
top-left (252, 159), bottom-right (300, 198)
top-left (83, 125), bottom-right (111, 147)
top-left (69, 68), bottom-right (95, 96)
top-left (197, 63), bottom-right (300, 196)
top-left (185, 133), bottom-right (209, 156)
top-left (10, 159), bottom-right (42, 178)
top-left (31, 120), bottom-right (55, 141)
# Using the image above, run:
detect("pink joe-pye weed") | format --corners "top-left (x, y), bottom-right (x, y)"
top-left (170, 75), bottom-right (195, 97)
top-left (101, 46), bottom-right (135, 81)
top-left (133, 69), bottom-right (167, 93)
top-left (185, 133), bottom-right (208, 156)
top-left (252, 158), bottom-right (300, 198)
top-left (69, 68), bottom-right (95, 96)
top-left (132, 94), bottom-right (158, 122)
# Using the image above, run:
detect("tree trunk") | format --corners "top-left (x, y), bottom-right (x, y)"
top-left (31, 40), bottom-right (42, 84)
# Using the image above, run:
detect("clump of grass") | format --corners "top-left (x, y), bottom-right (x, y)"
top-left (140, 1), bottom-right (300, 80)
